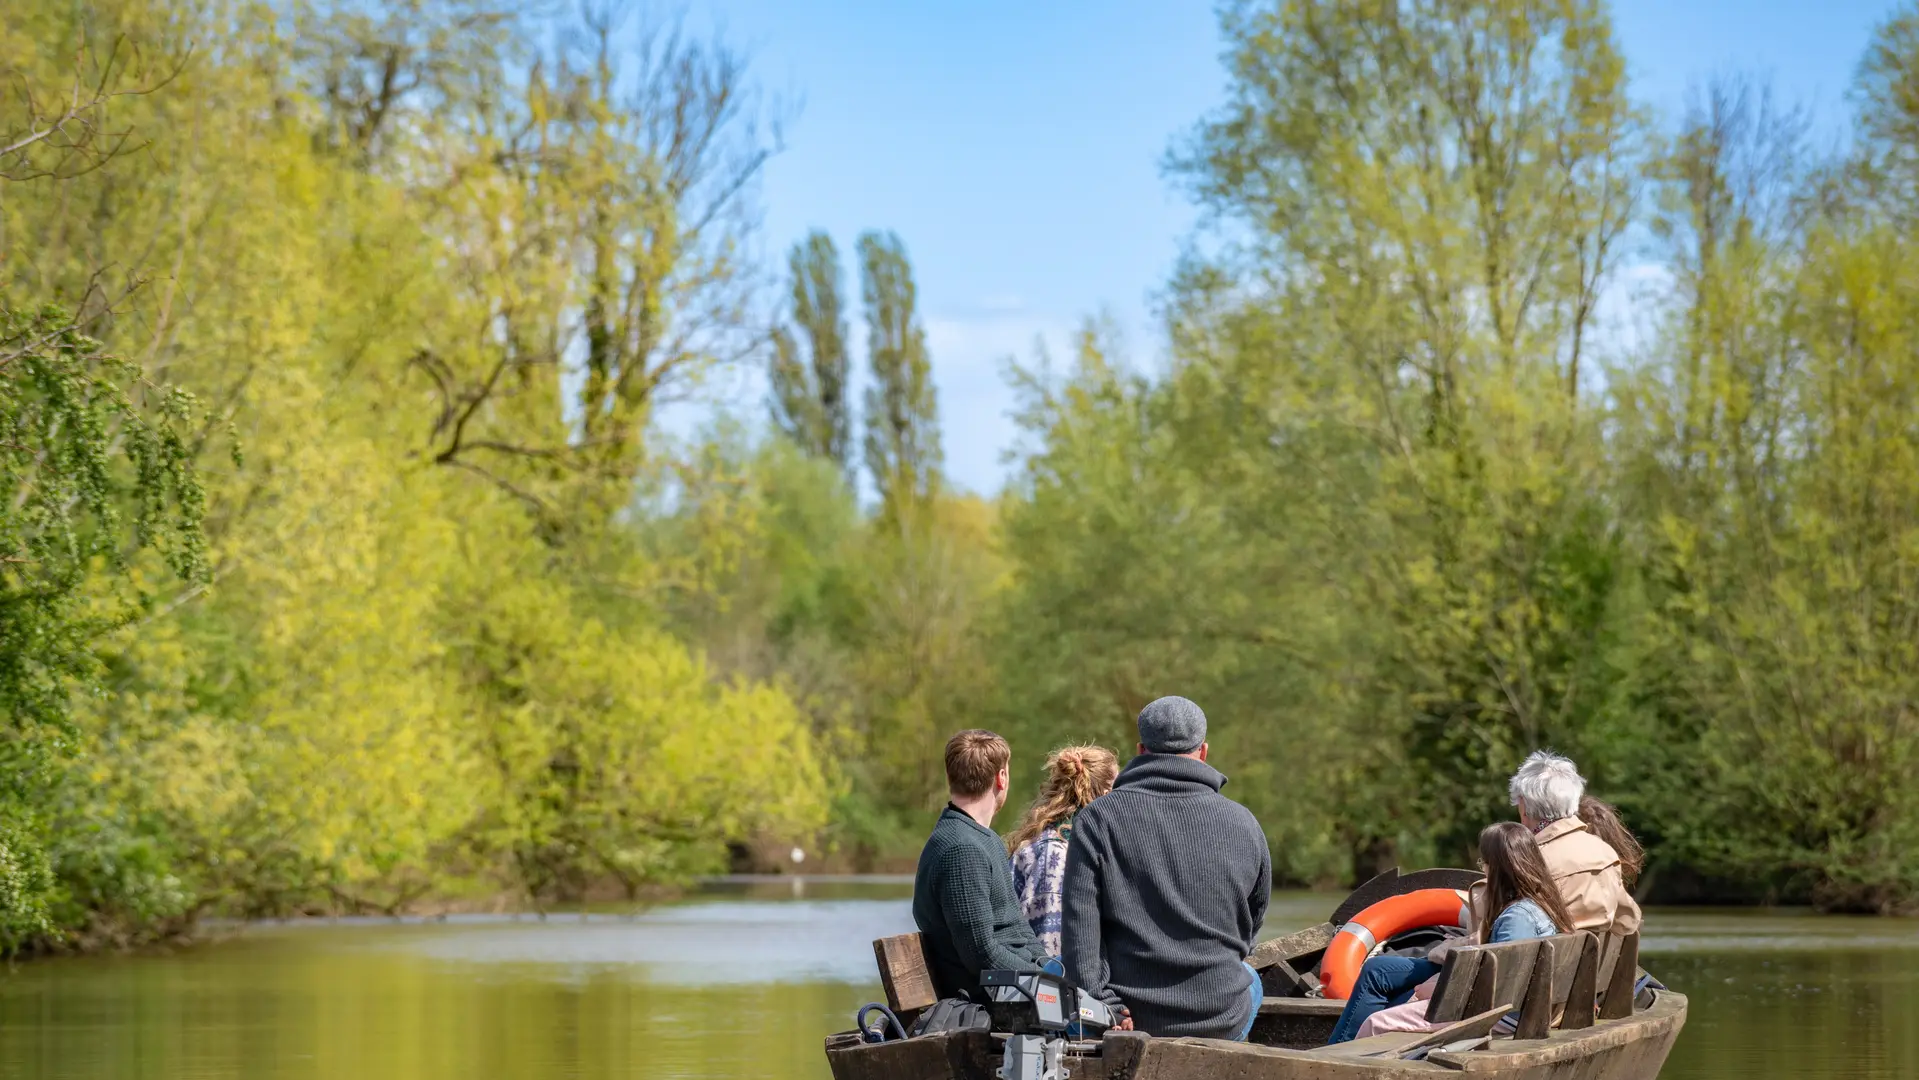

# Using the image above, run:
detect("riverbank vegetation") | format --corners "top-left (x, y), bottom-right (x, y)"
top-left (5, 0), bottom-right (1919, 952)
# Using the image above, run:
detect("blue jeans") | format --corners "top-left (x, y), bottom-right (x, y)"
top-left (1232, 961), bottom-right (1263, 1042)
top-left (1327, 956), bottom-right (1441, 1044)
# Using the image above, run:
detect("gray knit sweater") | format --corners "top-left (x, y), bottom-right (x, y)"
top-left (912, 804), bottom-right (1047, 1001)
top-left (1061, 754), bottom-right (1271, 1038)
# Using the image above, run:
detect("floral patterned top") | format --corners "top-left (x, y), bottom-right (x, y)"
top-left (1009, 820), bottom-right (1072, 957)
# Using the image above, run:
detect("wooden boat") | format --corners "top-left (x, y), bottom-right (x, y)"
top-left (822, 868), bottom-right (1686, 1080)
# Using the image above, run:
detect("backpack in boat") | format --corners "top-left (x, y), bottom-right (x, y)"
top-left (909, 997), bottom-right (991, 1037)
top-left (1381, 923), bottom-right (1469, 959)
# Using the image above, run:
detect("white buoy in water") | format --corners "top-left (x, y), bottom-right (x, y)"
top-left (791, 846), bottom-right (806, 865)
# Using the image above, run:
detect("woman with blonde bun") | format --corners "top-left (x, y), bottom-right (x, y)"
top-left (1007, 744), bottom-right (1120, 955)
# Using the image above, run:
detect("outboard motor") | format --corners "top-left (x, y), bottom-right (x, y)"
top-left (979, 969), bottom-right (1115, 1080)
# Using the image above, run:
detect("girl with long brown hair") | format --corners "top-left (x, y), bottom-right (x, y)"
top-left (1472, 821), bottom-right (1577, 941)
top-left (1330, 822), bottom-right (1575, 1043)
top-left (1006, 744), bottom-right (1119, 955)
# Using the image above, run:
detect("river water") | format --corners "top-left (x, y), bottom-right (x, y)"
top-left (0, 880), bottom-right (1912, 1079)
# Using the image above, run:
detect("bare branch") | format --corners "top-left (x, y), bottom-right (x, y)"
top-left (1, 37), bottom-right (193, 183)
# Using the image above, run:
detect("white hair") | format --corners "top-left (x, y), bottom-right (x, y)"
top-left (1509, 750), bottom-right (1585, 823)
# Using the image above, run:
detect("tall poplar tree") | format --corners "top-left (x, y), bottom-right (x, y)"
top-left (770, 231), bottom-right (852, 472)
top-left (858, 231), bottom-right (941, 521)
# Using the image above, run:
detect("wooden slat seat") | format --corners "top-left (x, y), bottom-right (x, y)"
top-left (1309, 1005), bottom-right (1517, 1061)
top-left (1390, 1005), bottom-right (1513, 1058)
top-left (1310, 1030), bottom-right (1428, 1059)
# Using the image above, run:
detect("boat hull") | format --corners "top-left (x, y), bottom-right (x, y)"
top-left (824, 990), bottom-right (1686, 1080)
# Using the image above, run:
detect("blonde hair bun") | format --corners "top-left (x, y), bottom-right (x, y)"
top-left (1004, 744), bottom-right (1122, 854)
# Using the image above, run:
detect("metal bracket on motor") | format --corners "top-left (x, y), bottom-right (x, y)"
top-left (997, 1033), bottom-right (1065, 1080)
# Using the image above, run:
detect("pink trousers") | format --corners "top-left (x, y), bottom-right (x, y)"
top-left (1355, 999), bottom-right (1438, 1039)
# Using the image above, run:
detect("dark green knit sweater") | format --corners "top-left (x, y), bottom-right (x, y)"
top-left (912, 804), bottom-right (1047, 1001)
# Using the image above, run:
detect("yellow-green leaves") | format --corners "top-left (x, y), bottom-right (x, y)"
top-left (1, 0), bottom-right (833, 942)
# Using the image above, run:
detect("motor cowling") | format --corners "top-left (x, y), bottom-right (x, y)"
top-left (979, 969), bottom-right (1113, 1036)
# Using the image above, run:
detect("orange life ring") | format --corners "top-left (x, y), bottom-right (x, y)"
top-left (1319, 888), bottom-right (1471, 1000)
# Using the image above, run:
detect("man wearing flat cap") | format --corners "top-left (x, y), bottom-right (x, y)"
top-left (1059, 696), bottom-right (1272, 1040)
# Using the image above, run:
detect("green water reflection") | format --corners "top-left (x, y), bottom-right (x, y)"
top-left (1649, 909), bottom-right (1919, 1080)
top-left (0, 884), bottom-right (1911, 1079)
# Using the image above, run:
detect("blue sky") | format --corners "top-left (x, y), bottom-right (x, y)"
top-left (673, 0), bottom-right (1899, 497)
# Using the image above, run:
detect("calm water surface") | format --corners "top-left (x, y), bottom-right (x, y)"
top-left (0, 881), bottom-right (1913, 1079)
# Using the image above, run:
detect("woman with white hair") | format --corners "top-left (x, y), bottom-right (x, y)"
top-left (1508, 750), bottom-right (1640, 935)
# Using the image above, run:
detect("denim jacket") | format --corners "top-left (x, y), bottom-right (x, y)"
top-left (1487, 897), bottom-right (1558, 944)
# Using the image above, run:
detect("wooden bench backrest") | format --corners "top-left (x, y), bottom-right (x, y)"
top-left (1428, 938), bottom-right (1538, 1024)
top-left (1427, 932), bottom-right (1604, 1028)
top-left (872, 933), bottom-right (938, 1016)
top-left (1513, 932), bottom-right (1599, 1037)
top-left (1430, 929), bottom-right (1641, 1035)
top-left (1596, 931), bottom-right (1640, 1021)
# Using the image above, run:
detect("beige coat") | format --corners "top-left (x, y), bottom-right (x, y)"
top-left (1536, 816), bottom-right (1642, 935)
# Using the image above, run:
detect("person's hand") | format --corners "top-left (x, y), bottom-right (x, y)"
top-left (1114, 1014), bottom-right (1134, 1031)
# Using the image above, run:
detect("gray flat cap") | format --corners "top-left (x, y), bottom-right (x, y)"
top-left (1137, 695), bottom-right (1207, 754)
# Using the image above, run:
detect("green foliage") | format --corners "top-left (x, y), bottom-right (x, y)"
top-left (1597, 70), bottom-right (1919, 910)
top-left (0, 301), bottom-right (208, 947)
top-left (0, 0), bottom-right (835, 947)
top-left (986, 0), bottom-right (1919, 908)
top-left (1047, 0), bottom-right (1647, 872)
top-left (0, 306), bottom-right (206, 729)
top-left (643, 422), bottom-right (998, 866)
top-left (11, 0), bottom-right (1919, 947)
